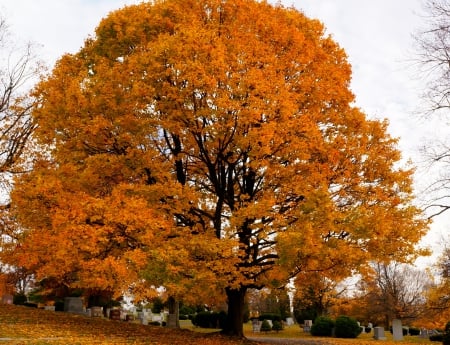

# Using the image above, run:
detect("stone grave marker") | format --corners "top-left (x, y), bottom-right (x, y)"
top-left (64, 297), bottom-right (84, 314)
top-left (110, 308), bottom-right (121, 320)
top-left (392, 319), bottom-right (403, 340)
top-left (252, 319), bottom-right (262, 332)
top-left (91, 306), bottom-right (103, 317)
top-left (303, 320), bottom-right (312, 332)
top-left (2, 294), bottom-right (13, 305)
top-left (138, 312), bottom-right (149, 325)
top-left (373, 326), bottom-right (387, 340)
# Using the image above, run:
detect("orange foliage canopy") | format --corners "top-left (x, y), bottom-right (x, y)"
top-left (4, 0), bottom-right (428, 332)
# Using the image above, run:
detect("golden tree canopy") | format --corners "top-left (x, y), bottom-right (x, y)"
top-left (5, 0), bottom-right (429, 335)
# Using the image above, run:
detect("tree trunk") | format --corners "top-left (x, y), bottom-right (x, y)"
top-left (384, 314), bottom-right (390, 330)
top-left (167, 296), bottom-right (180, 328)
top-left (222, 287), bottom-right (246, 337)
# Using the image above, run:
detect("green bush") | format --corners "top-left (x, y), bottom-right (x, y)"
top-left (258, 313), bottom-right (281, 321)
top-left (429, 333), bottom-right (443, 342)
top-left (294, 308), bottom-right (318, 325)
top-left (179, 305), bottom-right (195, 316)
top-left (408, 327), bottom-right (420, 336)
top-left (260, 319), bottom-right (272, 332)
top-left (443, 321), bottom-right (450, 345)
top-left (54, 300), bottom-right (64, 311)
top-left (310, 316), bottom-right (334, 337)
top-left (150, 321), bottom-right (162, 326)
top-left (192, 311), bottom-right (227, 329)
top-left (13, 293), bottom-right (27, 305)
top-left (334, 315), bottom-right (361, 338)
top-left (272, 320), bottom-right (283, 332)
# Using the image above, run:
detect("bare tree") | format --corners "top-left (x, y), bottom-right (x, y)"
top-left (0, 16), bottom-right (42, 197)
top-left (360, 262), bottom-right (430, 328)
top-left (0, 15), bottom-right (43, 293)
top-left (415, 0), bottom-right (450, 217)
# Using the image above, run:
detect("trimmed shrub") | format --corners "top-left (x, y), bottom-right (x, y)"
top-left (310, 316), bottom-right (334, 337)
top-left (150, 321), bottom-right (161, 326)
top-left (272, 320), bottom-right (283, 332)
top-left (443, 321), bottom-right (450, 345)
top-left (258, 313), bottom-right (281, 321)
top-left (23, 302), bottom-right (38, 308)
top-left (192, 311), bottom-right (227, 329)
top-left (294, 308), bottom-right (318, 325)
top-left (179, 305), bottom-right (195, 315)
top-left (334, 315), bottom-right (361, 339)
top-left (260, 319), bottom-right (272, 332)
top-left (54, 300), bottom-right (64, 311)
top-left (429, 333), bottom-right (443, 342)
top-left (409, 327), bottom-right (420, 336)
top-left (13, 294), bottom-right (27, 305)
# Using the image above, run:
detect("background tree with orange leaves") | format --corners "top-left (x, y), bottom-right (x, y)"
top-left (4, 0), bottom-right (429, 337)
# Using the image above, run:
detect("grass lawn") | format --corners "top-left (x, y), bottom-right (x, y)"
top-left (0, 304), bottom-right (436, 344)
top-left (242, 322), bottom-right (434, 344)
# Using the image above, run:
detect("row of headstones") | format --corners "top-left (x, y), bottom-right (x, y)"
top-left (251, 317), bottom-right (295, 332)
top-left (302, 318), bottom-right (404, 341)
top-left (61, 297), bottom-right (168, 325)
top-left (371, 319), bottom-right (423, 341)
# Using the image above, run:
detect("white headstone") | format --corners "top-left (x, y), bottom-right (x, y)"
top-left (252, 319), bottom-right (262, 332)
top-left (392, 319), bottom-right (403, 340)
top-left (303, 320), bottom-right (312, 332)
top-left (286, 317), bottom-right (294, 326)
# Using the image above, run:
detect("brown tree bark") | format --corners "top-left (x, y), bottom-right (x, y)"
top-left (222, 287), bottom-right (247, 338)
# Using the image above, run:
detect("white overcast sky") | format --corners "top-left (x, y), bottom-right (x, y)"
top-left (1, 0), bottom-right (446, 267)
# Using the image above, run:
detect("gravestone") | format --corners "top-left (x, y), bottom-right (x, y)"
top-left (303, 320), bottom-right (312, 332)
top-left (167, 314), bottom-right (178, 328)
top-left (138, 312), bottom-right (148, 325)
top-left (286, 317), bottom-right (294, 326)
top-left (91, 306), bottom-right (103, 317)
top-left (252, 319), bottom-right (262, 332)
top-left (392, 319), bottom-right (403, 340)
top-left (64, 297), bottom-right (84, 314)
top-left (373, 326), bottom-right (387, 340)
top-left (110, 309), bottom-right (121, 320)
top-left (2, 295), bottom-right (13, 304)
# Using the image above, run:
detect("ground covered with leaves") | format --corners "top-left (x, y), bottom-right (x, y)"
top-left (0, 304), bottom-right (252, 344)
top-left (0, 304), bottom-right (434, 344)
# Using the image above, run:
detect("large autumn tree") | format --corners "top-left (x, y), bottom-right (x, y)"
top-left (5, 0), bottom-right (429, 337)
